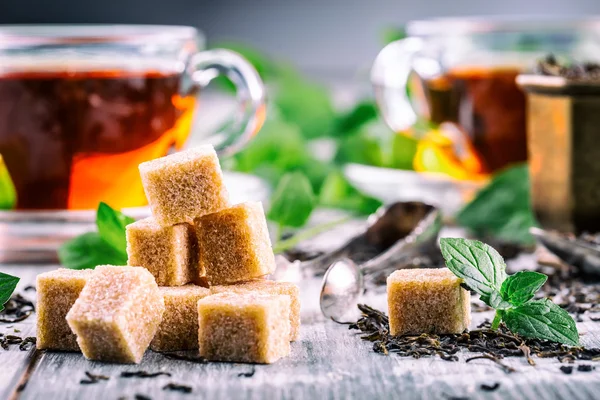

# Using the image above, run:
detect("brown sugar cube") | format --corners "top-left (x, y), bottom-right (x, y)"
top-left (387, 268), bottom-right (471, 336)
top-left (66, 265), bottom-right (165, 364)
top-left (139, 145), bottom-right (229, 226)
top-left (150, 285), bottom-right (211, 352)
top-left (126, 217), bottom-right (198, 286)
top-left (195, 201), bottom-right (275, 285)
top-left (198, 293), bottom-right (290, 364)
top-left (211, 280), bottom-right (301, 341)
top-left (36, 269), bottom-right (94, 351)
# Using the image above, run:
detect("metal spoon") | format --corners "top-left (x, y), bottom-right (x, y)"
top-left (317, 202), bottom-right (442, 320)
top-left (530, 227), bottom-right (600, 275)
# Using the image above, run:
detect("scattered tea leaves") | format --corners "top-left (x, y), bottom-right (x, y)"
top-left (19, 337), bottom-right (36, 351)
top-left (80, 371), bottom-right (110, 385)
top-left (480, 383), bottom-right (500, 392)
top-left (120, 371), bottom-right (172, 379)
top-left (465, 354), bottom-right (516, 373)
top-left (346, 304), bottom-right (600, 370)
top-left (0, 293), bottom-right (34, 323)
top-left (162, 383), bottom-right (192, 394)
top-left (162, 352), bottom-right (208, 363)
top-left (560, 366), bottom-right (573, 374)
top-left (238, 368), bottom-right (256, 378)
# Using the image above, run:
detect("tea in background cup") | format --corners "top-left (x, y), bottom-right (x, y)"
top-left (371, 17), bottom-right (600, 173)
top-left (0, 25), bottom-right (265, 210)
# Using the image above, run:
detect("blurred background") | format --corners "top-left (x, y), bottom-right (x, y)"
top-left (3, 0), bottom-right (600, 264)
top-left (2, 0), bottom-right (600, 79)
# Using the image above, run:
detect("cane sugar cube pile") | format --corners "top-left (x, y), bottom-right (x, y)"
top-left (387, 268), bottom-right (471, 336)
top-left (36, 269), bottom-right (94, 351)
top-left (198, 293), bottom-right (291, 364)
top-left (66, 266), bottom-right (165, 364)
top-left (37, 145), bottom-right (299, 364)
top-left (150, 285), bottom-right (211, 352)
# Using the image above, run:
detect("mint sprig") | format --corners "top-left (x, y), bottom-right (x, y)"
top-left (58, 203), bottom-right (130, 270)
top-left (0, 272), bottom-right (19, 312)
top-left (440, 237), bottom-right (579, 346)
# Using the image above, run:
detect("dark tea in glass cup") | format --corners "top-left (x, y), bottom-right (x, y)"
top-left (0, 25), bottom-right (266, 211)
top-left (371, 17), bottom-right (600, 173)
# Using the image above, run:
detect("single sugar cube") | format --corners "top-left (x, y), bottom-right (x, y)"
top-left (36, 269), bottom-right (94, 351)
top-left (211, 280), bottom-right (301, 341)
top-left (126, 217), bottom-right (198, 286)
top-left (387, 268), bottom-right (471, 336)
top-left (139, 145), bottom-right (229, 226)
top-left (195, 202), bottom-right (275, 285)
top-left (66, 265), bottom-right (165, 364)
top-left (150, 285), bottom-right (211, 352)
top-left (198, 293), bottom-right (291, 364)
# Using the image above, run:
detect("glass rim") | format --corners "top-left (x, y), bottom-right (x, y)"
top-left (0, 24), bottom-right (202, 47)
top-left (407, 16), bottom-right (600, 37)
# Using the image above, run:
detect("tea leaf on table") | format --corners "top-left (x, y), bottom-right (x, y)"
top-left (503, 299), bottom-right (580, 346)
top-left (501, 271), bottom-right (547, 307)
top-left (96, 202), bottom-right (135, 253)
top-left (439, 238), bottom-right (507, 306)
top-left (58, 232), bottom-right (127, 270)
top-left (267, 172), bottom-right (315, 228)
top-left (0, 272), bottom-right (19, 312)
top-left (457, 164), bottom-right (536, 245)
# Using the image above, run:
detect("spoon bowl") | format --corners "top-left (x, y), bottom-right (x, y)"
top-left (319, 258), bottom-right (363, 321)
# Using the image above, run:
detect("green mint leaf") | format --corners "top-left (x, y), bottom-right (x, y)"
top-left (503, 298), bottom-right (579, 346)
top-left (58, 232), bottom-right (127, 270)
top-left (501, 271), bottom-right (548, 306)
top-left (273, 67), bottom-right (335, 139)
top-left (0, 272), bottom-right (19, 312)
top-left (457, 164), bottom-right (536, 245)
top-left (96, 202), bottom-right (135, 253)
top-left (489, 291), bottom-right (513, 310)
top-left (334, 130), bottom-right (385, 167)
top-left (319, 170), bottom-right (382, 215)
top-left (267, 172), bottom-right (316, 228)
top-left (330, 101), bottom-right (378, 137)
top-left (439, 238), bottom-right (507, 305)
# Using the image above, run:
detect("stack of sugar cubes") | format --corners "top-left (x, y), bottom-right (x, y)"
top-left (36, 145), bottom-right (300, 364)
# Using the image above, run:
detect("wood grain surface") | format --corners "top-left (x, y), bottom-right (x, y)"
top-left (1, 259), bottom-right (600, 400)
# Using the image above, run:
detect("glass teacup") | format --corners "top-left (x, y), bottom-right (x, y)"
top-left (0, 25), bottom-right (266, 211)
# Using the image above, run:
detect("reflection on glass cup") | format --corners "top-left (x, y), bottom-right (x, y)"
top-left (0, 25), bottom-right (266, 210)
top-left (371, 17), bottom-right (600, 173)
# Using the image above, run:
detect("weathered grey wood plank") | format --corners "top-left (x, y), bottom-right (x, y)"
top-left (0, 265), bottom-right (52, 400)
top-left (1, 266), bottom-right (600, 400)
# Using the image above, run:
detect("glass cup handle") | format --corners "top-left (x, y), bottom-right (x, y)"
top-left (371, 37), bottom-right (424, 133)
top-left (187, 49), bottom-right (267, 157)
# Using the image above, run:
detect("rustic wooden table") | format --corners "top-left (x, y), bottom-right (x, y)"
top-left (2, 255), bottom-right (600, 400)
